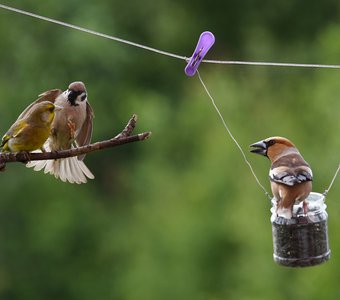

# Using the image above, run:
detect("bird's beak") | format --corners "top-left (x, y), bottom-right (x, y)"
top-left (54, 105), bottom-right (63, 112)
top-left (250, 140), bottom-right (267, 156)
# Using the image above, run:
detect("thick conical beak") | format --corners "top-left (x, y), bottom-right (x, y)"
top-left (250, 140), bottom-right (267, 156)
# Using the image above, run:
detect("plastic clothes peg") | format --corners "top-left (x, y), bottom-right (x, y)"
top-left (184, 31), bottom-right (215, 76)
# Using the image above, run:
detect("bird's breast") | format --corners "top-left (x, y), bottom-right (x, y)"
top-left (50, 99), bottom-right (87, 149)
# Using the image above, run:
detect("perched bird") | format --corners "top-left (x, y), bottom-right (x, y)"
top-left (250, 137), bottom-right (313, 219)
top-left (1, 101), bottom-right (60, 153)
top-left (26, 81), bottom-right (94, 184)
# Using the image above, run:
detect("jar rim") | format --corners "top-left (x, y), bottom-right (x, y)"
top-left (271, 192), bottom-right (327, 222)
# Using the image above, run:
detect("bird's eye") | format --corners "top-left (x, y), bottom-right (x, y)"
top-left (49, 106), bottom-right (54, 112)
top-left (80, 94), bottom-right (87, 101)
top-left (267, 140), bottom-right (276, 147)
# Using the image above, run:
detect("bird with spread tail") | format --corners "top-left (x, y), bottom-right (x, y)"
top-left (250, 136), bottom-right (313, 219)
top-left (26, 81), bottom-right (94, 184)
top-left (1, 101), bottom-right (60, 153)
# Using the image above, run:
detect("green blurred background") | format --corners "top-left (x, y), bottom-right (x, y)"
top-left (0, 1), bottom-right (339, 299)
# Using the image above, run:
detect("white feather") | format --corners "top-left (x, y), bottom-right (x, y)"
top-left (70, 157), bottom-right (87, 183)
top-left (78, 159), bottom-right (95, 179)
top-left (64, 158), bottom-right (75, 184)
top-left (59, 160), bottom-right (67, 182)
top-left (52, 160), bottom-right (60, 178)
top-left (44, 160), bottom-right (55, 175)
top-left (33, 161), bottom-right (48, 171)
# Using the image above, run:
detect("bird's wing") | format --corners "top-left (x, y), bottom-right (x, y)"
top-left (16, 89), bottom-right (63, 121)
top-left (270, 167), bottom-right (313, 186)
top-left (0, 133), bottom-right (10, 148)
top-left (76, 102), bottom-right (94, 161)
top-left (1, 120), bottom-right (28, 147)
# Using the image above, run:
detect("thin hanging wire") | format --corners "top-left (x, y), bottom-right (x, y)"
top-left (323, 163), bottom-right (340, 197)
top-left (0, 4), bottom-right (187, 61)
top-left (0, 3), bottom-right (338, 197)
top-left (2, 3), bottom-right (340, 70)
top-left (203, 59), bottom-right (340, 69)
top-left (197, 70), bottom-right (272, 200)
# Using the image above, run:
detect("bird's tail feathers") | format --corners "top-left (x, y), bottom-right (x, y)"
top-left (27, 156), bottom-right (94, 184)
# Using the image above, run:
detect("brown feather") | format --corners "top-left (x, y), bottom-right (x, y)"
top-left (76, 102), bottom-right (94, 160)
top-left (16, 89), bottom-right (62, 121)
top-left (271, 153), bottom-right (310, 169)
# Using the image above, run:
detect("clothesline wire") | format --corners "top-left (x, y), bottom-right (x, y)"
top-left (197, 71), bottom-right (272, 200)
top-left (203, 60), bottom-right (340, 69)
top-left (197, 71), bottom-right (340, 198)
top-left (0, 3), bottom-right (338, 196)
top-left (0, 4), bottom-right (187, 61)
top-left (2, 3), bottom-right (340, 69)
top-left (323, 164), bottom-right (340, 197)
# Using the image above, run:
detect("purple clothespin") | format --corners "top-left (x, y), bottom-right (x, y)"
top-left (185, 31), bottom-right (215, 77)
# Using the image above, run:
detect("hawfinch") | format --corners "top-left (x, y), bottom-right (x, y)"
top-left (26, 81), bottom-right (94, 184)
top-left (250, 137), bottom-right (313, 219)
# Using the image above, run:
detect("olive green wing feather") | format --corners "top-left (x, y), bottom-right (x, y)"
top-left (1, 120), bottom-right (28, 149)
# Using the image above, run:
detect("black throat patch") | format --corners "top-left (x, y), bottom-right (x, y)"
top-left (68, 90), bottom-right (81, 106)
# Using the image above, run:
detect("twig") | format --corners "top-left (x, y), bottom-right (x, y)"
top-left (115, 114), bottom-right (138, 138)
top-left (0, 114), bottom-right (151, 171)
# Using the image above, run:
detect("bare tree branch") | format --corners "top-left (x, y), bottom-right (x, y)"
top-left (0, 114), bottom-right (151, 171)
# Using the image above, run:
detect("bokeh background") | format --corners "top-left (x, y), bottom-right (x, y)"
top-left (0, 1), bottom-right (339, 299)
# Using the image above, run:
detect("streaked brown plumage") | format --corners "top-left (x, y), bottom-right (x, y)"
top-left (250, 136), bottom-right (313, 219)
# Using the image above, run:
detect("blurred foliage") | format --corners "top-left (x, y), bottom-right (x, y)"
top-left (0, 0), bottom-right (340, 299)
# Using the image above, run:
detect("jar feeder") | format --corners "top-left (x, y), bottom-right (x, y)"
top-left (271, 192), bottom-right (330, 267)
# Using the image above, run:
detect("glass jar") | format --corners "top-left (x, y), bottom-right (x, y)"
top-left (271, 192), bottom-right (331, 267)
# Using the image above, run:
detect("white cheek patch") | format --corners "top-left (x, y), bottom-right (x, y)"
top-left (79, 92), bottom-right (87, 102)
